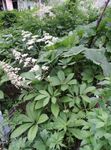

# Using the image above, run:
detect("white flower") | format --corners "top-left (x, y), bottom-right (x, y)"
top-left (22, 38), bottom-right (26, 42)
top-left (28, 46), bottom-right (34, 50)
top-left (36, 38), bottom-right (44, 42)
top-left (35, 75), bottom-right (42, 80)
top-left (25, 57), bottom-right (32, 62)
top-left (27, 39), bottom-right (35, 45)
top-left (42, 66), bottom-right (49, 71)
top-left (30, 65), bottom-right (40, 72)
top-left (32, 58), bottom-right (37, 63)
top-left (0, 61), bottom-right (26, 88)
top-left (22, 54), bottom-right (28, 58)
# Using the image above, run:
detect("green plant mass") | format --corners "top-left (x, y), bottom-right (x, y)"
top-left (1, 0), bottom-right (111, 150)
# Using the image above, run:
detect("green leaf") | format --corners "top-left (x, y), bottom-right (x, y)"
top-left (57, 71), bottom-right (65, 81)
top-left (65, 73), bottom-right (74, 83)
top-left (49, 77), bottom-right (60, 86)
top-left (63, 45), bottom-right (85, 57)
top-left (61, 84), bottom-right (68, 91)
top-left (0, 90), bottom-right (4, 99)
top-left (38, 114), bottom-right (49, 124)
top-left (43, 97), bottom-right (50, 106)
top-left (34, 94), bottom-right (47, 101)
top-left (51, 103), bottom-right (60, 118)
top-left (68, 79), bottom-right (77, 85)
top-left (23, 94), bottom-right (36, 101)
top-left (84, 48), bottom-right (111, 76)
top-left (35, 100), bottom-right (43, 109)
top-left (81, 95), bottom-right (91, 103)
top-left (84, 86), bottom-right (96, 94)
top-left (80, 83), bottom-right (86, 95)
top-left (51, 97), bottom-right (57, 104)
top-left (70, 128), bottom-right (90, 140)
top-left (11, 123), bottom-right (32, 138)
top-left (26, 103), bottom-right (37, 121)
top-left (21, 72), bottom-right (35, 80)
top-left (28, 125), bottom-right (38, 141)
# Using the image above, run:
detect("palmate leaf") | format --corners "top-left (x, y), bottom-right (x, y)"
top-left (11, 123), bottom-right (33, 139)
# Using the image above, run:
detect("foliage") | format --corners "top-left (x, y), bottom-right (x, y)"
top-left (0, 1), bottom-right (111, 150)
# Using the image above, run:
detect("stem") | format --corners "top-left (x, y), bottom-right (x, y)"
top-left (88, 0), bottom-right (110, 48)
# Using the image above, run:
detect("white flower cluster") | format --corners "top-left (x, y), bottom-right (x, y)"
top-left (22, 30), bottom-right (39, 50)
top-left (37, 32), bottom-right (58, 47)
top-left (37, 4), bottom-right (55, 19)
top-left (12, 49), bottom-right (37, 67)
top-left (0, 61), bottom-right (26, 88)
top-left (12, 49), bottom-right (49, 81)
top-left (21, 30), bottom-right (58, 48)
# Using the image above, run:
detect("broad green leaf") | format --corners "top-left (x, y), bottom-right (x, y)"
top-left (57, 70), bottom-right (65, 81)
top-left (81, 95), bottom-right (91, 103)
top-left (35, 100), bottom-right (43, 109)
top-left (84, 86), bottom-right (96, 94)
top-left (43, 97), bottom-right (50, 106)
top-left (23, 94), bottom-right (36, 101)
top-left (28, 125), bottom-right (38, 141)
top-left (49, 77), bottom-right (60, 86)
top-left (61, 84), bottom-right (68, 91)
top-left (65, 73), bottom-right (74, 82)
top-left (38, 114), bottom-right (49, 124)
top-left (80, 83), bottom-right (86, 95)
top-left (11, 123), bottom-right (32, 138)
top-left (21, 72), bottom-right (35, 80)
top-left (51, 97), bottom-right (57, 104)
top-left (39, 90), bottom-right (49, 96)
top-left (34, 94), bottom-right (47, 101)
top-left (63, 45), bottom-right (85, 57)
top-left (68, 79), bottom-right (77, 85)
top-left (26, 103), bottom-right (39, 121)
top-left (0, 90), bottom-right (4, 99)
top-left (18, 114), bottom-right (32, 123)
top-left (70, 128), bottom-right (90, 139)
top-left (84, 48), bottom-right (111, 76)
top-left (48, 85), bottom-right (53, 95)
top-left (51, 103), bottom-right (60, 118)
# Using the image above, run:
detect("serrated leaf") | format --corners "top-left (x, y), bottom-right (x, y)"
top-left (28, 125), bottom-right (38, 141)
top-left (11, 123), bottom-right (32, 138)
top-left (38, 114), bottom-right (49, 124)
top-left (51, 103), bottom-right (60, 118)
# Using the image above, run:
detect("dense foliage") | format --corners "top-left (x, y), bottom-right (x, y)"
top-left (0, 1), bottom-right (111, 150)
